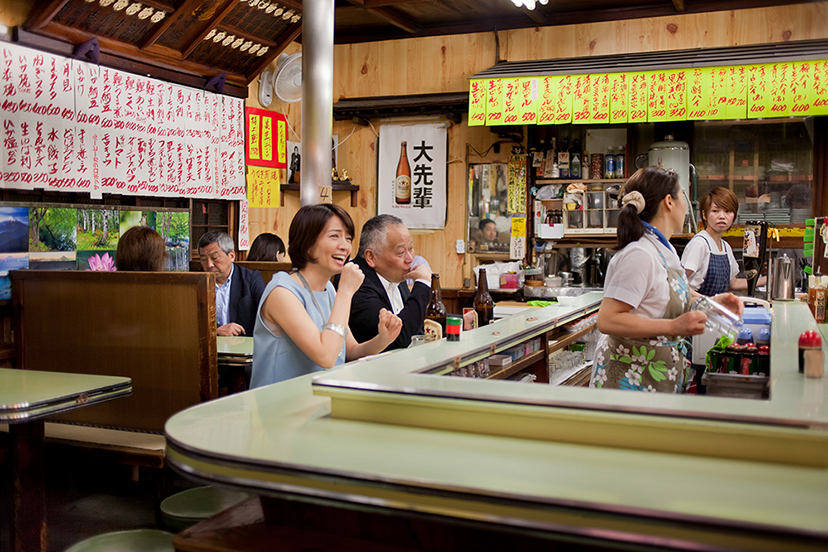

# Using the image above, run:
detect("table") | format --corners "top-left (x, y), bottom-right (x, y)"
top-left (0, 369), bottom-right (132, 552)
top-left (165, 299), bottom-right (828, 551)
top-left (217, 336), bottom-right (254, 394)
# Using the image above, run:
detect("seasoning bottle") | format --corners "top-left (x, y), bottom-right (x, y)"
top-left (798, 331), bottom-right (822, 375)
top-left (816, 276), bottom-right (828, 324)
top-left (424, 273), bottom-right (447, 341)
top-left (446, 315), bottom-right (462, 342)
top-left (736, 327), bottom-right (753, 346)
top-left (473, 268), bottom-right (494, 327)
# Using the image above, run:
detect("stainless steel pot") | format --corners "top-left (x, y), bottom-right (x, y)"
top-left (771, 254), bottom-right (795, 301)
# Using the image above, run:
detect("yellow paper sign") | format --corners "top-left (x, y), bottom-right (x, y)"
top-left (262, 116), bottom-right (272, 162)
top-left (502, 78), bottom-right (521, 125)
top-left (277, 120), bottom-right (286, 165)
top-left (648, 71), bottom-right (667, 121)
top-left (246, 166), bottom-right (280, 208)
top-left (726, 66), bottom-right (748, 119)
top-left (590, 73), bottom-right (610, 124)
top-left (687, 67), bottom-right (706, 119)
top-left (486, 79), bottom-right (504, 125)
top-left (710, 67), bottom-right (729, 120)
top-left (554, 75), bottom-right (573, 124)
top-left (519, 78), bottom-right (539, 125)
top-left (767, 62), bottom-right (791, 117)
top-left (790, 61), bottom-right (812, 115)
top-left (628, 72), bottom-right (648, 123)
top-left (748, 64), bottom-right (770, 118)
top-left (468, 79), bottom-right (487, 126)
top-left (811, 60), bottom-right (828, 115)
top-left (510, 216), bottom-right (526, 238)
top-left (609, 73), bottom-right (628, 123)
top-left (538, 76), bottom-right (557, 125)
top-left (572, 74), bottom-right (591, 124)
top-left (666, 70), bottom-right (687, 120)
top-left (248, 114), bottom-right (261, 160)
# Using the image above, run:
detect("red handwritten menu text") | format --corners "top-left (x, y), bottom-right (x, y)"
top-left (468, 79), bottom-right (487, 126)
top-left (789, 61), bottom-right (812, 115)
top-left (572, 75), bottom-right (591, 124)
top-left (811, 60), bottom-right (828, 116)
top-left (0, 42), bottom-right (244, 199)
top-left (726, 66), bottom-right (748, 119)
top-left (590, 74), bottom-right (610, 124)
top-left (648, 71), bottom-right (667, 122)
top-left (609, 73), bottom-right (628, 123)
top-left (666, 70), bottom-right (687, 120)
top-left (537, 76), bottom-right (557, 124)
top-left (767, 62), bottom-right (791, 117)
top-left (502, 78), bottom-right (520, 125)
top-left (628, 73), bottom-right (648, 123)
top-left (748, 64), bottom-right (770, 119)
top-left (554, 75), bottom-right (573, 124)
top-left (486, 79), bottom-right (504, 125)
top-left (518, 78), bottom-right (538, 124)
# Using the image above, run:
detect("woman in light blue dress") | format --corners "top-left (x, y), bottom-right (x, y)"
top-left (251, 204), bottom-right (402, 388)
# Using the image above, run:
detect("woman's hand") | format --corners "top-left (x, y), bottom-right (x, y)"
top-left (337, 262), bottom-right (364, 296)
top-left (670, 311), bottom-right (707, 336)
top-left (376, 308), bottom-right (402, 342)
top-left (713, 292), bottom-right (744, 318)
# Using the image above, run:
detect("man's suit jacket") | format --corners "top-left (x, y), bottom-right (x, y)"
top-left (228, 264), bottom-right (266, 336)
top-left (347, 256), bottom-right (429, 351)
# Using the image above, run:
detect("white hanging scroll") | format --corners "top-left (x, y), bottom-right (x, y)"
top-left (0, 42), bottom-right (244, 200)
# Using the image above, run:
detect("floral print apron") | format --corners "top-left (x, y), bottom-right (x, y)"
top-left (592, 249), bottom-right (692, 393)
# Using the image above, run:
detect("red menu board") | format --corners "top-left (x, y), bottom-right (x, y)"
top-left (710, 66), bottom-right (729, 120)
top-left (572, 74), bottom-right (591, 124)
top-left (628, 72), bottom-right (648, 123)
top-left (245, 107), bottom-right (287, 169)
top-left (538, 76), bottom-right (557, 125)
top-left (590, 73), bottom-right (610, 123)
top-left (486, 79), bottom-right (504, 125)
top-left (609, 73), bottom-right (628, 123)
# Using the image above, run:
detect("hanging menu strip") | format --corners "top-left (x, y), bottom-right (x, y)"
top-left (469, 58), bottom-right (828, 125)
top-left (0, 42), bottom-right (244, 199)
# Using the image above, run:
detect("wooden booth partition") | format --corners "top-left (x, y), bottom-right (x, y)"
top-left (235, 261), bottom-right (292, 285)
top-left (11, 271), bottom-right (218, 434)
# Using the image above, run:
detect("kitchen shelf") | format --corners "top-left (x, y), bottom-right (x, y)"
top-left (547, 322), bottom-right (597, 354)
top-left (487, 349), bottom-right (546, 381)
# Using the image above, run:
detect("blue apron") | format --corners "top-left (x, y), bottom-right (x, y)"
top-left (697, 238), bottom-right (730, 296)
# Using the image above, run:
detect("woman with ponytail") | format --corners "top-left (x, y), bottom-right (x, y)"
top-left (592, 167), bottom-right (743, 393)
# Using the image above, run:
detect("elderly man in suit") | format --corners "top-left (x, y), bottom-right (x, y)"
top-left (198, 230), bottom-right (265, 336)
top-left (346, 214), bottom-right (432, 351)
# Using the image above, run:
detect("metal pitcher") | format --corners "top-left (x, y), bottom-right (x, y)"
top-left (771, 254), bottom-right (795, 301)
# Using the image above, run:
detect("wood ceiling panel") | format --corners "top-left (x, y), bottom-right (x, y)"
top-left (223, 1), bottom-right (298, 42)
top-left (155, 0), bottom-right (226, 51)
top-left (54, 0), bottom-right (160, 46)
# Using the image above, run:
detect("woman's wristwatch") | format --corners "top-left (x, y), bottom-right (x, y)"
top-left (322, 323), bottom-right (348, 340)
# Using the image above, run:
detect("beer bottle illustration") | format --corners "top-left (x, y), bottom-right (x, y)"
top-left (395, 141), bottom-right (411, 204)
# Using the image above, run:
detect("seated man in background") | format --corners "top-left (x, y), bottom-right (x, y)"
top-left (198, 230), bottom-right (265, 336)
top-left (345, 214), bottom-right (432, 351)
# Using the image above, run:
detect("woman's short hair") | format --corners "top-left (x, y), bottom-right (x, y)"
top-left (616, 167), bottom-right (681, 250)
top-left (288, 204), bottom-right (354, 271)
top-left (116, 226), bottom-right (168, 271)
top-left (699, 187), bottom-right (738, 230)
top-left (247, 233), bottom-right (286, 262)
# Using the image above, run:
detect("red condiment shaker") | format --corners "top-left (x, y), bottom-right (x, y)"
top-left (798, 331), bottom-right (823, 377)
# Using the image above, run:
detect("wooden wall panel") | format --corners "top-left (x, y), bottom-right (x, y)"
top-left (247, 4), bottom-right (828, 290)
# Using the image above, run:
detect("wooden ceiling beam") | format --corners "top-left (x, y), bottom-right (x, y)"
top-left (521, 8), bottom-right (548, 25)
top-left (365, 7), bottom-right (421, 34)
top-left (23, 0), bottom-right (70, 31)
top-left (140, 0), bottom-right (202, 50)
top-left (136, 0), bottom-right (176, 11)
top-left (181, 0), bottom-right (241, 59)
top-left (244, 20), bottom-right (302, 82)
top-left (217, 23), bottom-right (277, 49)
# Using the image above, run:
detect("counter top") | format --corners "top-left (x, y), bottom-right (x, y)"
top-left (165, 299), bottom-right (828, 550)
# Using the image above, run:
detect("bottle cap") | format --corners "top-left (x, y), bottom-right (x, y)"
top-left (758, 345), bottom-right (770, 355)
top-left (799, 330), bottom-right (822, 348)
top-left (447, 315), bottom-right (463, 326)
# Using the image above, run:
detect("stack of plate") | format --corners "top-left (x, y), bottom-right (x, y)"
top-left (763, 208), bottom-right (790, 226)
top-left (791, 208), bottom-right (810, 225)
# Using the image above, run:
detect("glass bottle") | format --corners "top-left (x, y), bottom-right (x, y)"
top-left (474, 268), bottom-right (495, 327)
top-left (605, 146), bottom-right (616, 179)
top-left (395, 141), bottom-right (411, 204)
top-left (424, 273), bottom-right (447, 341)
top-left (571, 152), bottom-right (581, 179)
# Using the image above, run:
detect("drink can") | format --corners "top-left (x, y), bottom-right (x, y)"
top-left (741, 346), bottom-right (758, 375)
top-left (724, 345), bottom-right (741, 374)
top-left (709, 350), bottom-right (724, 373)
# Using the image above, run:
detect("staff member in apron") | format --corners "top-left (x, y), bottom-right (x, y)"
top-left (591, 168), bottom-right (743, 393)
top-left (681, 187), bottom-right (763, 296)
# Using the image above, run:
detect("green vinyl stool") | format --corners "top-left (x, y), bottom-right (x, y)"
top-left (65, 529), bottom-right (175, 552)
top-left (160, 486), bottom-right (249, 532)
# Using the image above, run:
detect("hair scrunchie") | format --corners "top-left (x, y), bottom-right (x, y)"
top-left (621, 190), bottom-right (645, 215)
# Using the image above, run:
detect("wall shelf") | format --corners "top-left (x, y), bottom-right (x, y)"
top-left (280, 182), bottom-right (360, 207)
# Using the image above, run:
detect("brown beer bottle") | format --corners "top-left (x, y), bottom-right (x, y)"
top-left (395, 141), bottom-right (411, 204)
top-left (473, 268), bottom-right (494, 327)
top-left (424, 273), bottom-right (447, 341)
